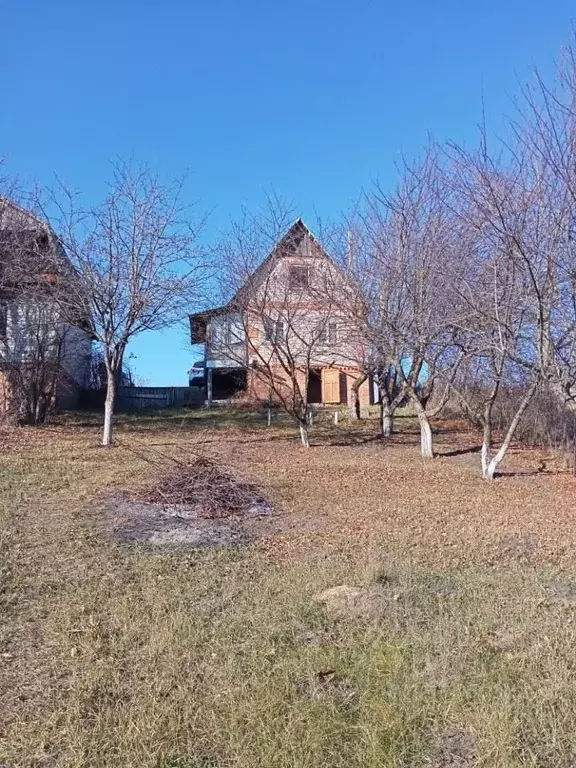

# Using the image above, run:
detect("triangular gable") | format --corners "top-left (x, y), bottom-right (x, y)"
top-left (232, 218), bottom-right (338, 306)
top-left (189, 218), bottom-right (348, 338)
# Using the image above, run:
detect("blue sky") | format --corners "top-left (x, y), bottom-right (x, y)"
top-left (1, 0), bottom-right (574, 384)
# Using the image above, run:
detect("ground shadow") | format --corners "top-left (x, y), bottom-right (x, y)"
top-left (499, 467), bottom-right (566, 478)
top-left (438, 445), bottom-right (481, 458)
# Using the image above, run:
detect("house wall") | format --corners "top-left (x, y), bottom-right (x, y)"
top-left (197, 222), bottom-right (372, 408)
top-left (61, 322), bottom-right (91, 389)
top-left (9, 302), bottom-right (90, 377)
top-left (246, 363), bottom-right (372, 407)
top-left (0, 200), bottom-right (92, 411)
top-left (0, 299), bottom-right (91, 411)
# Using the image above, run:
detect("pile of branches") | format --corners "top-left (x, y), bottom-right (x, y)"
top-left (135, 456), bottom-right (268, 519)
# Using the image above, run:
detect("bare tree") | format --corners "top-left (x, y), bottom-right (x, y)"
top-left (320, 217), bottom-right (404, 435)
top-left (346, 148), bottom-right (466, 457)
top-left (45, 161), bottom-right (205, 445)
top-left (511, 40), bottom-right (576, 415)
top-left (446, 109), bottom-right (567, 476)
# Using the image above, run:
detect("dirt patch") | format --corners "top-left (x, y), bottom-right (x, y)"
top-left (94, 494), bottom-right (282, 548)
top-left (545, 580), bottom-right (576, 608)
top-left (424, 728), bottom-right (477, 767)
top-left (494, 534), bottom-right (536, 563)
top-left (486, 629), bottom-right (524, 653)
top-left (312, 584), bottom-right (391, 619)
top-left (88, 456), bottom-right (283, 549)
top-left (295, 668), bottom-right (357, 708)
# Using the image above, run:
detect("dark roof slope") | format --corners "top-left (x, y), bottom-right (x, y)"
top-left (0, 198), bottom-right (72, 288)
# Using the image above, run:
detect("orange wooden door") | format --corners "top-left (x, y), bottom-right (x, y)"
top-left (322, 368), bottom-right (341, 404)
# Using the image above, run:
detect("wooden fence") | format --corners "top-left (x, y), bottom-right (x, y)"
top-left (116, 386), bottom-right (204, 411)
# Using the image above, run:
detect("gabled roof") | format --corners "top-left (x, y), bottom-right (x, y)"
top-left (0, 198), bottom-right (94, 334)
top-left (0, 197), bottom-right (71, 285)
top-left (197, 218), bottom-right (333, 314)
top-left (232, 218), bottom-right (331, 303)
top-left (189, 218), bottom-right (343, 344)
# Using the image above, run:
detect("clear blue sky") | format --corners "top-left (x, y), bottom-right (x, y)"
top-left (1, 0), bottom-right (574, 384)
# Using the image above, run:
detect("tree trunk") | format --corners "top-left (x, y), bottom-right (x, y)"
top-left (413, 400), bottom-right (434, 459)
top-left (548, 379), bottom-right (576, 414)
top-left (418, 413), bottom-right (434, 459)
top-left (481, 440), bottom-right (490, 476)
top-left (481, 419), bottom-right (492, 477)
top-left (103, 367), bottom-right (117, 447)
top-left (381, 404), bottom-right (394, 437)
top-left (482, 380), bottom-right (538, 481)
top-left (299, 423), bottom-right (310, 448)
top-left (349, 373), bottom-right (366, 420)
top-left (484, 457), bottom-right (498, 481)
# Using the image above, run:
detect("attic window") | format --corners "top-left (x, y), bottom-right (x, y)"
top-left (318, 320), bottom-right (338, 344)
top-left (289, 266), bottom-right (309, 290)
top-left (36, 234), bottom-right (50, 252)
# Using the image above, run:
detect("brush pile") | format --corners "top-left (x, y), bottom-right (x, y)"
top-left (135, 456), bottom-right (270, 519)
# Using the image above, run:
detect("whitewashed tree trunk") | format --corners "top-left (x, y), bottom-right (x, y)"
top-left (481, 440), bottom-right (490, 476)
top-left (481, 416), bottom-right (492, 476)
top-left (481, 381), bottom-right (537, 480)
top-left (484, 456), bottom-right (498, 481)
top-left (299, 423), bottom-right (310, 448)
top-left (381, 405), bottom-right (394, 437)
top-left (413, 402), bottom-right (434, 459)
top-left (267, 407), bottom-right (272, 427)
top-left (419, 414), bottom-right (434, 459)
top-left (103, 366), bottom-right (117, 447)
top-left (483, 441), bottom-right (510, 480)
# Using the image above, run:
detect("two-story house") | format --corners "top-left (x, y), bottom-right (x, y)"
top-left (0, 198), bottom-right (92, 417)
top-left (189, 219), bottom-right (374, 408)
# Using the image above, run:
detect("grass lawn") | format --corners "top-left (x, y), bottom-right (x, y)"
top-left (2, 408), bottom-right (576, 767)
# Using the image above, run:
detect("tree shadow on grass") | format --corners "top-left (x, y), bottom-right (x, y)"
top-left (437, 445), bottom-right (481, 458)
top-left (499, 466), bottom-right (566, 478)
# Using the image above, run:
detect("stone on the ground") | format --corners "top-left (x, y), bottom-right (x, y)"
top-left (312, 584), bottom-right (388, 618)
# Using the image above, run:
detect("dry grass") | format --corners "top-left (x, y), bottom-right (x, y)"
top-left (2, 408), bottom-right (576, 767)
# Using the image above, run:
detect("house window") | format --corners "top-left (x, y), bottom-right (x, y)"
top-left (35, 234), bottom-right (50, 253)
top-left (317, 320), bottom-right (338, 344)
top-left (264, 317), bottom-right (284, 343)
top-left (289, 266), bottom-right (309, 290)
top-left (210, 316), bottom-right (244, 346)
top-left (210, 320), bottom-right (230, 345)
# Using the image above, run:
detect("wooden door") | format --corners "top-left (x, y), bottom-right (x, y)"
top-left (322, 368), bottom-right (341, 404)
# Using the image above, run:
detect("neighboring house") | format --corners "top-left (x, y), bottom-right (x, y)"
top-left (189, 219), bottom-right (374, 408)
top-left (0, 198), bottom-right (91, 417)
